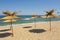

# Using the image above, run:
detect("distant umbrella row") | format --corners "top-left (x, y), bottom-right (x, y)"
top-left (0, 9), bottom-right (59, 22)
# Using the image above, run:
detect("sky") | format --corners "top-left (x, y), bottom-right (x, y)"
top-left (0, 0), bottom-right (60, 15)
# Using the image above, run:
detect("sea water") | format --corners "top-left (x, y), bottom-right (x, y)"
top-left (0, 15), bottom-right (60, 26)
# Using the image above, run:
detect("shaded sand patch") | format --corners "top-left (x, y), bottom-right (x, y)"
top-left (0, 33), bottom-right (12, 38)
top-left (23, 26), bottom-right (32, 28)
top-left (0, 29), bottom-right (10, 32)
top-left (29, 29), bottom-right (46, 33)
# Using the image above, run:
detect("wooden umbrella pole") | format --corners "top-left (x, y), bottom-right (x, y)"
top-left (50, 18), bottom-right (51, 31)
top-left (34, 18), bottom-right (36, 28)
top-left (11, 19), bottom-right (14, 37)
top-left (46, 16), bottom-right (51, 31)
top-left (10, 21), bottom-right (12, 30)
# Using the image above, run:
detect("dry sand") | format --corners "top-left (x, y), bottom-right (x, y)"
top-left (0, 21), bottom-right (60, 40)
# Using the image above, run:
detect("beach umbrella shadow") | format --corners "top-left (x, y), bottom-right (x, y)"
top-left (0, 32), bottom-right (12, 38)
top-left (0, 29), bottom-right (10, 32)
top-left (29, 29), bottom-right (46, 33)
top-left (23, 26), bottom-right (32, 28)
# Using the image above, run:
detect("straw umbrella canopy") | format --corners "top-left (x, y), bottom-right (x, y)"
top-left (1, 11), bottom-right (21, 37)
top-left (45, 9), bottom-right (57, 31)
top-left (1, 16), bottom-right (20, 20)
top-left (31, 14), bottom-right (40, 28)
top-left (4, 20), bottom-right (16, 22)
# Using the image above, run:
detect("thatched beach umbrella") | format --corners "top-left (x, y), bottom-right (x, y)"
top-left (45, 9), bottom-right (57, 31)
top-left (1, 11), bottom-right (21, 37)
top-left (31, 14), bottom-right (40, 28)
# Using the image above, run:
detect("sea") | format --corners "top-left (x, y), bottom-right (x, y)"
top-left (0, 15), bottom-right (60, 26)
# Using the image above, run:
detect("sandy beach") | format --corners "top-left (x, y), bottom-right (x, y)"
top-left (0, 21), bottom-right (60, 40)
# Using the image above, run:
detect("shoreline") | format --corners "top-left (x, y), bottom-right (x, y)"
top-left (0, 21), bottom-right (60, 27)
